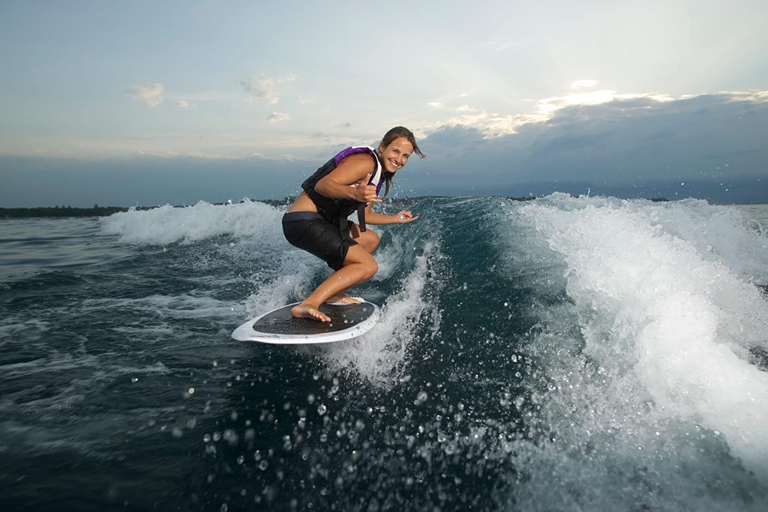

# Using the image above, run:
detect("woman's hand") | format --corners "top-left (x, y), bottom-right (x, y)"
top-left (351, 173), bottom-right (382, 204)
top-left (394, 210), bottom-right (418, 224)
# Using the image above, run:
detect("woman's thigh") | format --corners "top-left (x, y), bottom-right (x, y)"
top-left (349, 223), bottom-right (379, 254)
top-left (283, 215), bottom-right (356, 270)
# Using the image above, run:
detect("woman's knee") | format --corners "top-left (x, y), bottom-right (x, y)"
top-left (344, 246), bottom-right (378, 279)
top-left (363, 256), bottom-right (378, 279)
top-left (360, 229), bottom-right (380, 253)
top-left (358, 253), bottom-right (378, 280)
top-left (351, 224), bottom-right (380, 253)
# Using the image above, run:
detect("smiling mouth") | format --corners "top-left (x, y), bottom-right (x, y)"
top-left (389, 159), bottom-right (401, 169)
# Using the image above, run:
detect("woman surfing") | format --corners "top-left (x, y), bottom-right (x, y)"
top-left (282, 126), bottom-right (425, 322)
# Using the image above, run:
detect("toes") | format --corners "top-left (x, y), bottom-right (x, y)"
top-left (312, 309), bottom-right (331, 322)
top-left (291, 304), bottom-right (330, 322)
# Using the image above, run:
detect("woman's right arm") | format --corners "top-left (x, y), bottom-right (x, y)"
top-left (315, 154), bottom-right (382, 204)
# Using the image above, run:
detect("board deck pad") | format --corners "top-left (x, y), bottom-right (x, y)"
top-left (232, 300), bottom-right (380, 344)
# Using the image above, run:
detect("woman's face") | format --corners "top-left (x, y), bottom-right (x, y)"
top-left (379, 137), bottom-right (414, 173)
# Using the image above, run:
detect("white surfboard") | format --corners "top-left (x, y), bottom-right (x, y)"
top-left (232, 300), bottom-right (380, 344)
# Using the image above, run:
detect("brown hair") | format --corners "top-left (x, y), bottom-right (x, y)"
top-left (378, 126), bottom-right (425, 197)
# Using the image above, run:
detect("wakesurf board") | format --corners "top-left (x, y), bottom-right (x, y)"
top-left (232, 299), bottom-right (380, 344)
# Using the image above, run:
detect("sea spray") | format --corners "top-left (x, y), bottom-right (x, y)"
top-left (100, 199), bottom-right (283, 244)
top-left (4, 196), bottom-right (768, 510)
top-left (323, 238), bottom-right (445, 387)
top-left (504, 194), bottom-right (768, 509)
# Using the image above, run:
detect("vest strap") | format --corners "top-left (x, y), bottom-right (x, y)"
top-left (357, 203), bottom-right (367, 232)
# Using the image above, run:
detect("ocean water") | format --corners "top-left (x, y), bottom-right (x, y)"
top-left (1, 196), bottom-right (767, 511)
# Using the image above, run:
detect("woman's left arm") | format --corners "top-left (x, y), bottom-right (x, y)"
top-left (363, 203), bottom-right (419, 225)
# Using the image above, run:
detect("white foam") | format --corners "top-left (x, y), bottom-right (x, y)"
top-left (100, 200), bottom-right (284, 245)
top-left (322, 239), bottom-right (444, 388)
top-left (515, 194), bottom-right (768, 479)
top-left (370, 230), bottom-right (408, 281)
top-left (243, 249), bottom-right (320, 316)
top-left (629, 198), bottom-right (768, 283)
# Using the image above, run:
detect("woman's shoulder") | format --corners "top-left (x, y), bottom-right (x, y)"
top-left (337, 152), bottom-right (376, 171)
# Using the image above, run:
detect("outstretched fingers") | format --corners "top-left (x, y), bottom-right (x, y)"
top-left (396, 210), bottom-right (419, 223)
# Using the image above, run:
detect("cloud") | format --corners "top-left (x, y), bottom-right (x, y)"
top-left (241, 75), bottom-right (275, 100)
top-left (177, 100), bottom-right (196, 109)
top-left (425, 89), bottom-right (679, 139)
top-left (7, 88), bottom-right (768, 206)
top-left (127, 83), bottom-right (163, 107)
top-left (334, 121), bottom-right (353, 128)
top-left (268, 112), bottom-right (291, 123)
top-left (721, 90), bottom-right (768, 102)
top-left (417, 90), bottom-right (768, 201)
top-left (422, 111), bottom-right (548, 139)
top-left (429, 90), bottom-right (474, 111)
top-left (538, 90), bottom-right (674, 115)
top-left (571, 80), bottom-right (598, 89)
top-left (241, 73), bottom-right (297, 105)
top-left (479, 38), bottom-right (524, 52)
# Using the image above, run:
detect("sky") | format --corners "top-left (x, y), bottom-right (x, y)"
top-left (1, 0), bottom-right (767, 206)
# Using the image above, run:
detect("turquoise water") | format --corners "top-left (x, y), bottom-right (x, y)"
top-left (1, 196), bottom-right (767, 511)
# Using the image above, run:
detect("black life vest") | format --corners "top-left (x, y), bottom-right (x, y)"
top-left (301, 146), bottom-right (383, 233)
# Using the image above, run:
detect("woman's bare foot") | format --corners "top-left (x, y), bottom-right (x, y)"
top-left (325, 294), bottom-right (361, 305)
top-left (290, 303), bottom-right (331, 322)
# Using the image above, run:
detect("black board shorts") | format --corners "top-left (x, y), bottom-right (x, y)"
top-left (282, 212), bottom-right (357, 271)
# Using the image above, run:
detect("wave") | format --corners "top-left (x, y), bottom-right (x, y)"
top-left (504, 194), bottom-right (768, 507)
top-left (322, 238), bottom-right (445, 387)
top-left (99, 200), bottom-right (284, 245)
top-left (5, 194), bottom-right (767, 510)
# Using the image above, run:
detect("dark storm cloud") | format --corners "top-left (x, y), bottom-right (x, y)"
top-left (416, 92), bottom-right (768, 201)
